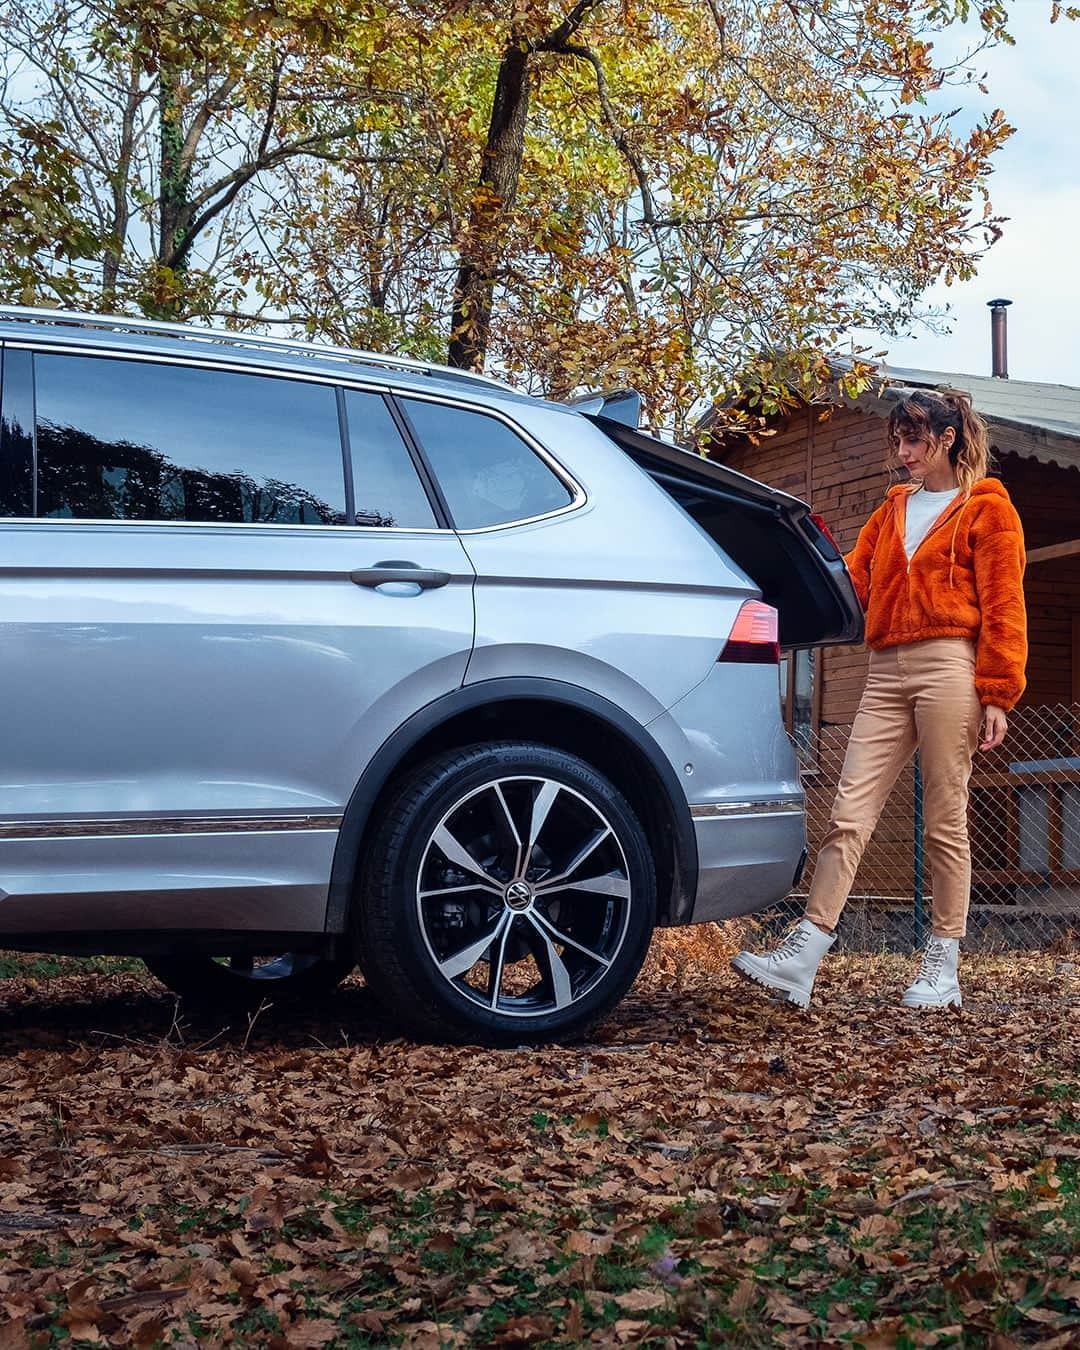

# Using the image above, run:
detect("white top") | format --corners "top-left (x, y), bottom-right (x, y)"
top-left (904, 486), bottom-right (960, 558)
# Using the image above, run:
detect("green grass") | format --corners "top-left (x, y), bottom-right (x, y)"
top-left (0, 951), bottom-right (146, 980)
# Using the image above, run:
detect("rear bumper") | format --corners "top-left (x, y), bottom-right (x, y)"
top-left (687, 800), bottom-right (807, 924)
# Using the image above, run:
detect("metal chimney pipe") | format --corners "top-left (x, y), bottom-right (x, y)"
top-left (988, 298), bottom-right (1011, 378)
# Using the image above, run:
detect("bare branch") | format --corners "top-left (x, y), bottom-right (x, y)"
top-left (559, 42), bottom-right (657, 227)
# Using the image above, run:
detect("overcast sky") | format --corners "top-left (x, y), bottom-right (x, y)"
top-left (869, 6), bottom-right (1080, 387)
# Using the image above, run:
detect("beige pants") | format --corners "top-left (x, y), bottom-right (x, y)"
top-left (804, 639), bottom-right (983, 939)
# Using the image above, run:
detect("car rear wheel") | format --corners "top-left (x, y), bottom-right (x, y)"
top-left (354, 742), bottom-right (656, 1046)
top-left (143, 951), bottom-right (356, 1011)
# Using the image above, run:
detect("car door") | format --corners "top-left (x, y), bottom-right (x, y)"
top-left (0, 344), bottom-right (474, 936)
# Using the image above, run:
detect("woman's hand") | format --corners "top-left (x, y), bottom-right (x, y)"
top-left (979, 704), bottom-right (1008, 752)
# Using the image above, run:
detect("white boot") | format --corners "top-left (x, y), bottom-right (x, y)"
top-left (731, 919), bottom-right (836, 1009)
top-left (902, 935), bottom-right (962, 1009)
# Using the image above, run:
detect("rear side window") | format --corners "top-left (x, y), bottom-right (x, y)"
top-left (401, 398), bottom-right (572, 529)
top-left (344, 390), bottom-right (436, 528)
top-left (34, 354), bottom-right (347, 524)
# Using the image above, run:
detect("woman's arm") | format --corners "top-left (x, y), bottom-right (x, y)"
top-left (972, 516), bottom-right (1028, 712)
top-left (843, 506), bottom-right (885, 611)
top-left (980, 704), bottom-right (1009, 751)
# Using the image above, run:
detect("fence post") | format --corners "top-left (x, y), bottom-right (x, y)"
top-left (913, 751), bottom-right (926, 948)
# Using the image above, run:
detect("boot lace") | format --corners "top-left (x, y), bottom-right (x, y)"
top-left (914, 937), bottom-right (947, 986)
top-left (773, 927), bottom-right (810, 962)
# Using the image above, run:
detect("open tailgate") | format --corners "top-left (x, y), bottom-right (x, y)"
top-left (593, 415), bottom-right (864, 651)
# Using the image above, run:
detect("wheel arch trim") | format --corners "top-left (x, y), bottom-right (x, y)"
top-left (325, 677), bottom-right (698, 933)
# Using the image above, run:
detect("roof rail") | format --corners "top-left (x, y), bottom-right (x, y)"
top-left (0, 304), bottom-right (516, 393)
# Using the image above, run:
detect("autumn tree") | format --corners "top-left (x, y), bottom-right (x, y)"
top-left (259, 0), bottom-right (1065, 433)
top-left (0, 0), bottom-right (386, 315)
top-left (438, 0), bottom-right (1049, 428)
top-left (2, 1), bottom-right (1073, 433)
top-left (0, 116), bottom-right (101, 305)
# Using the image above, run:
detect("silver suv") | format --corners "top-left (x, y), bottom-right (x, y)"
top-left (0, 306), bottom-right (861, 1044)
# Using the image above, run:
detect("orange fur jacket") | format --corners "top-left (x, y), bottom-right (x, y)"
top-left (844, 477), bottom-right (1028, 711)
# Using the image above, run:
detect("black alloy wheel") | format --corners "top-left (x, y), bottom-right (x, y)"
top-left (354, 742), bottom-right (656, 1045)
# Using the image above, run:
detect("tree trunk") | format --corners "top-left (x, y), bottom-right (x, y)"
top-left (447, 40), bottom-right (530, 371)
top-left (156, 76), bottom-right (191, 313)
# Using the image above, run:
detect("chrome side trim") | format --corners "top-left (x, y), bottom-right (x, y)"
top-left (5, 339), bottom-right (385, 393)
top-left (690, 799), bottom-right (803, 819)
top-left (0, 515), bottom-right (452, 536)
top-left (0, 814), bottom-right (344, 840)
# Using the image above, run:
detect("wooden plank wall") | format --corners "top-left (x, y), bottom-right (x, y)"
top-left (997, 451), bottom-right (1080, 551)
top-left (997, 451), bottom-right (1080, 709)
top-left (1019, 554), bottom-right (1080, 707)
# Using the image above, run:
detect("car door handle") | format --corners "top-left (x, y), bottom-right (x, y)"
top-left (349, 561), bottom-right (451, 590)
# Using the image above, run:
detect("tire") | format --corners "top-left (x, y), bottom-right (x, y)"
top-left (353, 742), bottom-right (657, 1046)
top-left (144, 951), bottom-right (356, 1012)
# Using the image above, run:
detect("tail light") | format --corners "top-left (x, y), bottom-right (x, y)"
top-left (806, 512), bottom-right (842, 561)
top-left (719, 600), bottom-right (779, 664)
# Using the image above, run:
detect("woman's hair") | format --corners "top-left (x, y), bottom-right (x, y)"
top-left (886, 388), bottom-right (991, 495)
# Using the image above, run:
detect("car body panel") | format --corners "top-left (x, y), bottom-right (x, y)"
top-left (644, 661), bottom-right (807, 922)
top-left (0, 518), bottom-right (474, 932)
top-left (689, 810), bottom-right (807, 922)
top-left (0, 829), bottom-right (336, 933)
top-left (461, 403), bottom-right (753, 717)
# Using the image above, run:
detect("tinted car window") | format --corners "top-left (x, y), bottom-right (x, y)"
top-left (34, 355), bottom-right (346, 524)
top-left (401, 399), bottom-right (572, 529)
top-left (344, 390), bottom-right (436, 528)
top-left (0, 348), bottom-right (34, 517)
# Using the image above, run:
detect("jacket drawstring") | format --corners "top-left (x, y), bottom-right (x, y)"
top-left (948, 497), bottom-right (969, 588)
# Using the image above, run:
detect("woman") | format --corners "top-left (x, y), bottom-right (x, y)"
top-left (732, 388), bottom-right (1027, 1009)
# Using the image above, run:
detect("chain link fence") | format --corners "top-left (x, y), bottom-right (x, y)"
top-left (764, 701), bottom-right (1080, 952)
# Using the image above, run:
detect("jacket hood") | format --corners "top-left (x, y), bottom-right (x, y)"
top-left (885, 476), bottom-right (1009, 502)
top-left (968, 477), bottom-right (1010, 498)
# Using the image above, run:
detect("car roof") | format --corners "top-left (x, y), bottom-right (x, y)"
top-left (0, 306), bottom-right (560, 416)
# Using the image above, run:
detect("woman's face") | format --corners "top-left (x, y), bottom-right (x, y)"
top-left (895, 430), bottom-right (952, 480)
top-left (895, 433), bottom-right (934, 479)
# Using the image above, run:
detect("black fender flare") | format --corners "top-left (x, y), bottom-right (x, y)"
top-left (324, 677), bottom-right (698, 933)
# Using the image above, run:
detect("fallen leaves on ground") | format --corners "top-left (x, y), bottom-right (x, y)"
top-left (0, 933), bottom-right (1077, 1348)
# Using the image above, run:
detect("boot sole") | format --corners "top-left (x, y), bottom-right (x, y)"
top-left (902, 994), bottom-right (962, 1009)
top-left (730, 954), bottom-right (811, 1009)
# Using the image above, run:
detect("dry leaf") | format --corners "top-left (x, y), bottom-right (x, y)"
top-left (728, 1278), bottom-right (757, 1316)
top-left (765, 1292), bottom-right (814, 1325)
top-left (364, 1225), bottom-right (391, 1253)
top-left (614, 1288), bottom-right (667, 1313)
top-left (284, 1319), bottom-right (338, 1347)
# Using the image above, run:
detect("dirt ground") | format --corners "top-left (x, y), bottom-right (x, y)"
top-left (0, 932), bottom-right (1077, 1349)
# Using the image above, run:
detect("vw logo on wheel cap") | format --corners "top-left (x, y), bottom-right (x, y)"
top-left (504, 880), bottom-right (533, 911)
